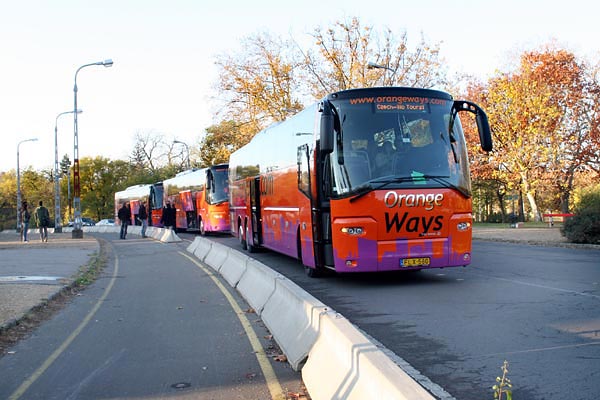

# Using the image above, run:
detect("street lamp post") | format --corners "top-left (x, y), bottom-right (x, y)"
top-left (72, 59), bottom-right (113, 239)
top-left (173, 139), bottom-right (191, 170)
top-left (367, 61), bottom-right (395, 85)
top-left (54, 109), bottom-right (81, 233)
top-left (16, 138), bottom-right (38, 233)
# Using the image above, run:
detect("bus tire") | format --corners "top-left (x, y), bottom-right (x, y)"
top-left (245, 225), bottom-right (257, 253)
top-left (239, 223), bottom-right (247, 250)
top-left (304, 265), bottom-right (322, 278)
top-left (199, 218), bottom-right (206, 236)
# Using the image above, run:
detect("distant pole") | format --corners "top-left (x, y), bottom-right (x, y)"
top-left (173, 139), bottom-right (191, 170)
top-left (16, 138), bottom-right (38, 232)
top-left (72, 59), bottom-right (113, 239)
top-left (367, 61), bottom-right (395, 85)
top-left (54, 110), bottom-right (81, 233)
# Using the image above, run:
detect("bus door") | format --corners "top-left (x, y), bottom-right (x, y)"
top-left (297, 144), bottom-right (318, 267)
top-left (249, 176), bottom-right (262, 247)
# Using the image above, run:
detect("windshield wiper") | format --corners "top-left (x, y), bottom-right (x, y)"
top-left (427, 175), bottom-right (470, 198)
top-left (349, 176), bottom-right (423, 203)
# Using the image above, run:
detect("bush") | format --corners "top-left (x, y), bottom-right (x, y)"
top-left (561, 185), bottom-right (600, 244)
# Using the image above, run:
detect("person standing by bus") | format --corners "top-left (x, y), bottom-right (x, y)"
top-left (34, 200), bottom-right (50, 242)
top-left (160, 202), bottom-right (175, 230)
top-left (118, 202), bottom-right (131, 239)
top-left (19, 201), bottom-right (31, 242)
top-left (138, 202), bottom-right (148, 238)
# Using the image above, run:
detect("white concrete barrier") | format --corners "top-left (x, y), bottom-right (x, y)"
top-left (193, 238), bottom-right (213, 263)
top-left (160, 229), bottom-right (181, 243)
top-left (303, 312), bottom-right (434, 400)
top-left (219, 248), bottom-right (249, 287)
top-left (261, 278), bottom-right (328, 371)
top-left (183, 239), bottom-right (436, 399)
top-left (148, 226), bottom-right (162, 240)
top-left (204, 241), bottom-right (230, 270)
top-left (237, 258), bottom-right (282, 315)
top-left (186, 237), bottom-right (201, 254)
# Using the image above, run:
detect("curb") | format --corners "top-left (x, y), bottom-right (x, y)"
top-left (60, 226), bottom-right (182, 243)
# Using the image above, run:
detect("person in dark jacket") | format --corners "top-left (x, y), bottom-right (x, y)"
top-left (160, 202), bottom-right (176, 230)
top-left (138, 202), bottom-right (148, 238)
top-left (117, 202), bottom-right (132, 239)
top-left (169, 203), bottom-right (177, 229)
top-left (20, 201), bottom-right (31, 242)
top-left (34, 200), bottom-right (50, 242)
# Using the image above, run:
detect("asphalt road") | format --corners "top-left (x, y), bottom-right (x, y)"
top-left (204, 233), bottom-right (600, 400)
top-left (0, 234), bottom-right (305, 400)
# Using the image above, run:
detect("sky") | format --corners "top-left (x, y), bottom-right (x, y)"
top-left (1, 0), bottom-right (598, 173)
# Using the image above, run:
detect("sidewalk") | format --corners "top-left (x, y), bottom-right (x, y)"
top-left (0, 231), bottom-right (99, 329)
top-left (472, 225), bottom-right (600, 249)
top-left (472, 225), bottom-right (567, 244)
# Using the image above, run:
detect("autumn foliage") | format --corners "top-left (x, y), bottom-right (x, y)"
top-left (465, 46), bottom-right (600, 221)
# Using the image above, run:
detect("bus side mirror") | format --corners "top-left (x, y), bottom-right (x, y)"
top-left (453, 100), bottom-right (493, 152)
top-left (476, 111), bottom-right (493, 152)
top-left (319, 101), bottom-right (334, 153)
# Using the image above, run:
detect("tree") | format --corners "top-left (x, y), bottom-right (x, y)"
top-left (130, 130), bottom-right (168, 172)
top-left (0, 171), bottom-right (17, 230)
top-left (210, 17), bottom-right (447, 163)
top-left (525, 48), bottom-right (600, 213)
top-left (301, 17), bottom-right (446, 98)
top-left (197, 120), bottom-right (253, 167)
top-left (467, 50), bottom-right (564, 221)
top-left (214, 31), bottom-right (304, 137)
top-left (79, 156), bottom-right (132, 221)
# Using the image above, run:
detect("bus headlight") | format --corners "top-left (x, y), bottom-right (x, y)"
top-left (341, 227), bottom-right (364, 235)
top-left (457, 222), bottom-right (471, 231)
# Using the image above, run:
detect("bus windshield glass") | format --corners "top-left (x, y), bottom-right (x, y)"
top-left (208, 167), bottom-right (229, 204)
top-left (329, 93), bottom-right (471, 197)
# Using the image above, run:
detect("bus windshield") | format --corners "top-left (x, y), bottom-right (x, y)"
top-left (208, 167), bottom-right (229, 204)
top-left (328, 93), bottom-right (471, 198)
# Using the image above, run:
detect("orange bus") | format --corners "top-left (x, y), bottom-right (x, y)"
top-left (229, 87), bottom-right (492, 276)
top-left (114, 183), bottom-right (163, 226)
top-left (162, 164), bottom-right (230, 234)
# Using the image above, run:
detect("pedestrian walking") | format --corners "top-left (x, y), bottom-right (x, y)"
top-left (118, 202), bottom-right (132, 239)
top-left (160, 201), bottom-right (175, 230)
top-left (19, 201), bottom-right (31, 242)
top-left (138, 202), bottom-right (148, 238)
top-left (34, 200), bottom-right (50, 242)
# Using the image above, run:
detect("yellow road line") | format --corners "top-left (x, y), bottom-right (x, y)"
top-left (9, 251), bottom-right (120, 400)
top-left (179, 251), bottom-right (284, 400)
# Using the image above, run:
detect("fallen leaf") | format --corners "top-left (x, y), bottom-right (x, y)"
top-left (273, 354), bottom-right (287, 362)
top-left (245, 372), bottom-right (256, 379)
top-left (264, 334), bottom-right (273, 340)
top-left (245, 307), bottom-right (256, 314)
top-left (286, 392), bottom-right (307, 400)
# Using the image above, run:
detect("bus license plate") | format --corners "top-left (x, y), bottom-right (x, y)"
top-left (400, 257), bottom-right (430, 267)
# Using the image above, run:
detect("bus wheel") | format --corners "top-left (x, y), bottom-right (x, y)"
top-left (199, 219), bottom-right (206, 236)
top-left (245, 225), bottom-right (256, 253)
top-left (304, 265), bottom-right (322, 278)
top-left (239, 224), bottom-right (247, 250)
